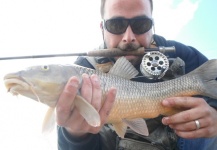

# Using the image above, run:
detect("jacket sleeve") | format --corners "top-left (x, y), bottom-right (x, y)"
top-left (57, 126), bottom-right (100, 150)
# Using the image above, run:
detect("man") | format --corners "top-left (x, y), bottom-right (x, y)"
top-left (56, 0), bottom-right (217, 149)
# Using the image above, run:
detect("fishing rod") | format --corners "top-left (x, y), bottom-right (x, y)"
top-left (0, 46), bottom-right (175, 60)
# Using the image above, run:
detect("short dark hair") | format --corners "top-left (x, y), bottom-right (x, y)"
top-left (100, 0), bottom-right (153, 19)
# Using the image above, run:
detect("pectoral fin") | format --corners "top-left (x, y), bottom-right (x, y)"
top-left (112, 122), bottom-right (128, 138)
top-left (42, 107), bottom-right (56, 134)
top-left (123, 118), bottom-right (149, 136)
top-left (74, 95), bottom-right (100, 127)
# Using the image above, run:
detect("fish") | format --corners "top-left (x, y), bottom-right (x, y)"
top-left (3, 57), bottom-right (217, 138)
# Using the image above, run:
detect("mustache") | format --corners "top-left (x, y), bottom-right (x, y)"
top-left (118, 44), bottom-right (140, 51)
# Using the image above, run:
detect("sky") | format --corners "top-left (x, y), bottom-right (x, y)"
top-left (0, 0), bottom-right (216, 149)
top-left (153, 0), bottom-right (217, 59)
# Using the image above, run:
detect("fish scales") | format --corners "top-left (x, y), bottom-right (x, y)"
top-left (3, 58), bottom-right (217, 138)
top-left (69, 65), bottom-right (202, 121)
top-left (71, 64), bottom-right (204, 122)
top-left (106, 74), bottom-right (203, 122)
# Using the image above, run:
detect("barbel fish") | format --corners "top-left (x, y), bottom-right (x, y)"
top-left (3, 57), bottom-right (217, 138)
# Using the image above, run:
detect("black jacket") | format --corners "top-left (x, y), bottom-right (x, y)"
top-left (57, 34), bottom-right (216, 150)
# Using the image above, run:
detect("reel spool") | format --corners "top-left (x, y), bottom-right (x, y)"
top-left (140, 51), bottom-right (169, 80)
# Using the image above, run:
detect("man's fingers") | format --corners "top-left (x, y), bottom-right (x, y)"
top-left (162, 108), bottom-right (200, 125)
top-left (162, 97), bottom-right (207, 124)
top-left (162, 97), bottom-right (200, 109)
top-left (175, 127), bottom-right (213, 139)
top-left (99, 87), bottom-right (117, 124)
top-left (169, 118), bottom-right (206, 131)
top-left (81, 74), bottom-right (92, 103)
top-left (90, 74), bottom-right (102, 112)
top-left (56, 76), bottom-right (79, 125)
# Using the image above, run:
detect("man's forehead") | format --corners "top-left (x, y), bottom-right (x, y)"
top-left (104, 0), bottom-right (152, 19)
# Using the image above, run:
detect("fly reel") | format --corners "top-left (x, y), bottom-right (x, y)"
top-left (140, 51), bottom-right (169, 80)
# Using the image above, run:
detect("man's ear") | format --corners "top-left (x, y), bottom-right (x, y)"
top-left (100, 21), bottom-right (103, 30)
top-left (100, 21), bottom-right (105, 38)
top-left (152, 19), bottom-right (155, 34)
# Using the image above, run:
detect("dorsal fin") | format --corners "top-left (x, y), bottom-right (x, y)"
top-left (109, 57), bottom-right (139, 79)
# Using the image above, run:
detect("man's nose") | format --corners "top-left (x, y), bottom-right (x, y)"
top-left (122, 26), bottom-right (136, 43)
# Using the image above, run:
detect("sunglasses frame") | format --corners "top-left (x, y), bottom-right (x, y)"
top-left (103, 16), bottom-right (153, 35)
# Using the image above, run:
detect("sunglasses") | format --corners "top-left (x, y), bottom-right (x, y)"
top-left (103, 17), bottom-right (153, 35)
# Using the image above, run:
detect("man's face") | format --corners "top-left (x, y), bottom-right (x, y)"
top-left (102, 0), bottom-right (153, 66)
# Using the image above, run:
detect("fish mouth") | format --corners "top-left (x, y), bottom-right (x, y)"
top-left (4, 73), bottom-right (30, 95)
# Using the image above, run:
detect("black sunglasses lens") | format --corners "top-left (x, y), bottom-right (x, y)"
top-left (105, 19), bottom-right (128, 34)
top-left (131, 18), bottom-right (153, 34)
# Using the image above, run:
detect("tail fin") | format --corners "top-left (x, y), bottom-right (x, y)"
top-left (188, 59), bottom-right (217, 99)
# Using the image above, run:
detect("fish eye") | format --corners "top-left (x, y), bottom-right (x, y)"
top-left (41, 65), bottom-right (49, 71)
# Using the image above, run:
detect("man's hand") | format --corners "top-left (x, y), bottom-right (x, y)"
top-left (56, 73), bottom-right (116, 137)
top-left (162, 97), bottom-right (217, 138)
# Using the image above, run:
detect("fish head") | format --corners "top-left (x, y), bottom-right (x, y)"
top-left (4, 64), bottom-right (81, 107)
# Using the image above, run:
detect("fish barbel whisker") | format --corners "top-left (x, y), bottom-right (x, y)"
top-left (4, 78), bottom-right (42, 103)
top-left (29, 85), bottom-right (41, 103)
